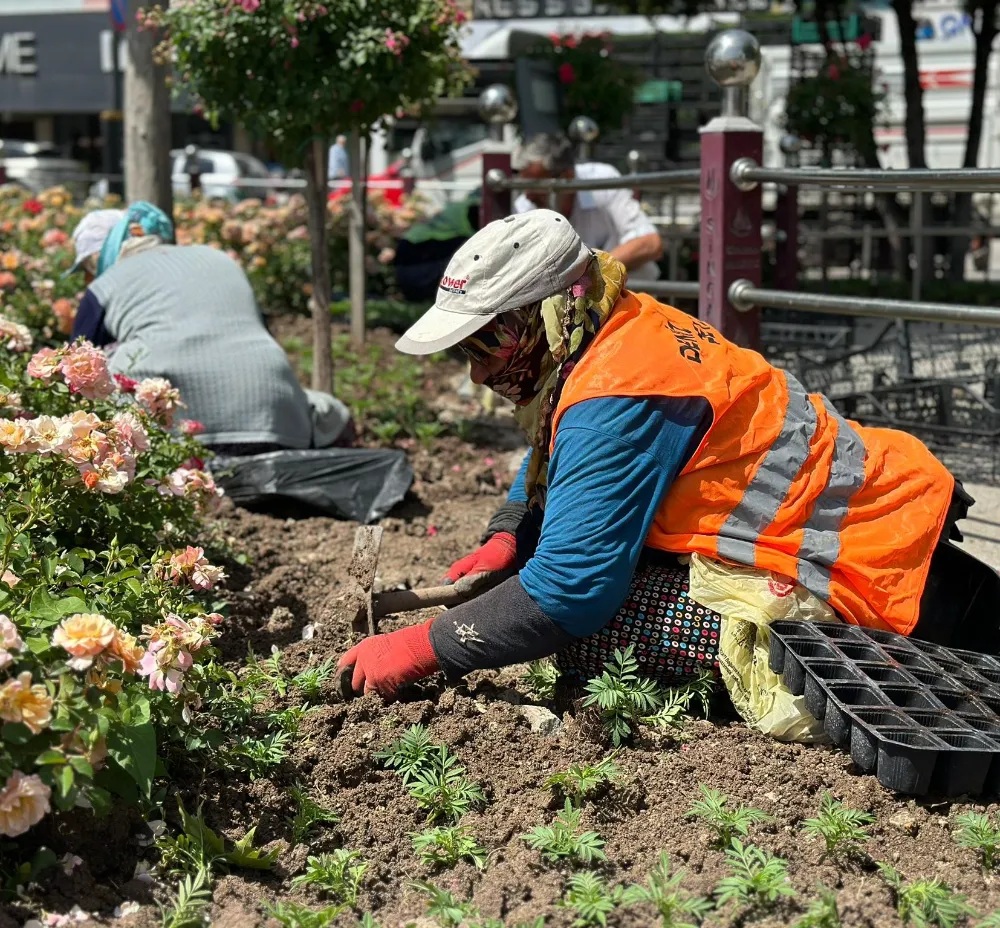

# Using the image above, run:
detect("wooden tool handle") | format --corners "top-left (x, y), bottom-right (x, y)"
top-left (373, 584), bottom-right (470, 618)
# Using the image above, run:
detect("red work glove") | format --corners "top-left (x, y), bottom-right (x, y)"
top-left (337, 618), bottom-right (439, 698)
top-left (445, 532), bottom-right (517, 592)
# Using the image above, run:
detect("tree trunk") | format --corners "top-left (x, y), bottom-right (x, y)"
top-left (124, 2), bottom-right (172, 212)
top-left (348, 129), bottom-right (366, 347)
top-left (304, 138), bottom-right (334, 395)
top-left (858, 122), bottom-right (907, 277)
top-left (892, 0), bottom-right (928, 170)
top-left (948, 4), bottom-right (998, 280)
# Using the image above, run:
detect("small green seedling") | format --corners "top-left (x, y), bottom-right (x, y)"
top-left (794, 887), bottom-right (841, 928)
top-left (582, 646), bottom-right (708, 746)
top-left (977, 913), bottom-right (1000, 927)
top-left (411, 825), bottom-right (488, 870)
top-left (292, 656), bottom-right (337, 698)
top-left (158, 867), bottom-right (213, 928)
top-left (562, 872), bottom-right (625, 927)
top-left (265, 901), bottom-right (346, 928)
top-left (408, 880), bottom-right (479, 927)
top-left (545, 755), bottom-right (620, 807)
top-left (522, 799), bottom-right (607, 866)
top-left (266, 704), bottom-right (316, 736)
top-left (157, 798), bottom-right (280, 876)
top-left (289, 783), bottom-right (339, 846)
top-left (291, 850), bottom-right (367, 907)
top-left (622, 853), bottom-right (713, 928)
top-left (357, 916), bottom-right (382, 928)
top-left (409, 745), bottom-right (486, 823)
top-left (242, 646), bottom-right (289, 696)
top-left (225, 730), bottom-right (291, 779)
top-left (523, 660), bottom-right (560, 700)
top-left (686, 785), bottom-right (771, 848)
top-left (801, 793), bottom-right (874, 859)
top-left (583, 646), bottom-right (666, 746)
top-left (715, 840), bottom-right (796, 911)
top-left (878, 863), bottom-right (975, 928)
top-left (376, 724), bottom-right (436, 784)
top-left (954, 811), bottom-right (1000, 869)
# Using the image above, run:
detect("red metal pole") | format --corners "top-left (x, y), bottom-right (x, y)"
top-left (699, 30), bottom-right (763, 350)
top-left (699, 128), bottom-right (763, 351)
top-left (480, 152), bottom-right (512, 228)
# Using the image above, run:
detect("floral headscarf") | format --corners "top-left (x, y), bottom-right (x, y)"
top-left (461, 250), bottom-right (627, 510)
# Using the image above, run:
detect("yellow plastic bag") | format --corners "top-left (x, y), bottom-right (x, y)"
top-left (687, 552), bottom-right (839, 743)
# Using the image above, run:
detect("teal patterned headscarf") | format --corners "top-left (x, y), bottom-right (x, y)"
top-left (97, 201), bottom-right (175, 276)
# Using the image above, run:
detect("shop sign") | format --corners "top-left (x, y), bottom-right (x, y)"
top-left (0, 32), bottom-right (37, 76)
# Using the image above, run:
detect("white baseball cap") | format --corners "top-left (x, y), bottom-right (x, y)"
top-left (395, 209), bottom-right (593, 356)
top-left (66, 209), bottom-right (125, 275)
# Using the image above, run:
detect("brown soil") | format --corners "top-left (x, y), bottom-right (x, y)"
top-left (12, 340), bottom-right (1000, 928)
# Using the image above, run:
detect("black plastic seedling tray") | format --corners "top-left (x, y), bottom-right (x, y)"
top-left (768, 620), bottom-right (1000, 796)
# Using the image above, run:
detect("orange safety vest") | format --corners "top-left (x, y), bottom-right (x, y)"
top-left (552, 290), bottom-right (954, 635)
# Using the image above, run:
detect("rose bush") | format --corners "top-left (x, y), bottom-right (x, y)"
top-left (0, 314), bottom-right (227, 861)
top-left (0, 185), bottom-right (430, 328)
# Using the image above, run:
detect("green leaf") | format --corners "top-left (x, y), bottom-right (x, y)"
top-left (57, 764), bottom-right (74, 799)
top-left (107, 721), bottom-right (157, 799)
top-left (25, 635), bottom-right (51, 654)
top-left (36, 750), bottom-right (67, 765)
top-left (68, 756), bottom-right (94, 778)
top-left (29, 588), bottom-right (88, 626)
top-left (124, 578), bottom-right (143, 597)
top-left (1, 721), bottom-right (31, 745)
top-left (226, 826), bottom-right (281, 870)
top-left (94, 759), bottom-right (139, 805)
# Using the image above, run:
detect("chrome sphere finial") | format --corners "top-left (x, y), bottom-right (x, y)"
top-left (705, 29), bottom-right (761, 88)
top-left (477, 84), bottom-right (518, 126)
top-left (567, 115), bottom-right (600, 145)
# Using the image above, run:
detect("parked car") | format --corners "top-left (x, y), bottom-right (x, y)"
top-left (0, 140), bottom-right (89, 199)
top-left (170, 148), bottom-right (276, 201)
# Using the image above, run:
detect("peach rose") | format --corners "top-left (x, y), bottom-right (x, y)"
top-left (0, 317), bottom-right (33, 352)
top-left (0, 419), bottom-right (36, 454)
top-left (52, 298), bottom-right (76, 335)
top-left (0, 770), bottom-right (51, 837)
top-left (59, 344), bottom-right (114, 400)
top-left (27, 347), bottom-right (63, 380)
top-left (52, 613), bottom-right (116, 670)
top-left (0, 671), bottom-right (53, 734)
top-left (107, 628), bottom-right (145, 674)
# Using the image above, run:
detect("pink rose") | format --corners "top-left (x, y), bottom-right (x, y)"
top-left (180, 419), bottom-right (205, 436)
top-left (59, 344), bottom-right (114, 400)
top-left (27, 347), bottom-right (62, 380)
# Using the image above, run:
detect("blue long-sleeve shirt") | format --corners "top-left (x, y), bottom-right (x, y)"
top-left (428, 393), bottom-right (713, 676)
top-left (516, 395), bottom-right (711, 636)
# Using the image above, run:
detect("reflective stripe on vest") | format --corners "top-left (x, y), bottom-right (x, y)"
top-left (796, 398), bottom-right (867, 599)
top-left (717, 371), bottom-right (867, 599)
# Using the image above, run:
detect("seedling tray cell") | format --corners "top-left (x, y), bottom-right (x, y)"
top-left (767, 620), bottom-right (1000, 796)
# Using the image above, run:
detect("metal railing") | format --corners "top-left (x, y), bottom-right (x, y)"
top-left (728, 281), bottom-right (1000, 328)
top-left (485, 168), bottom-right (700, 194)
top-left (731, 159), bottom-right (1000, 193)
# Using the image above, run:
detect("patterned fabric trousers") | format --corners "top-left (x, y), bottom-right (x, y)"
top-left (553, 559), bottom-right (722, 683)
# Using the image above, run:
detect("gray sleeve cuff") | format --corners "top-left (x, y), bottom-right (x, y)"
top-left (429, 575), bottom-right (574, 679)
top-left (482, 500), bottom-right (530, 542)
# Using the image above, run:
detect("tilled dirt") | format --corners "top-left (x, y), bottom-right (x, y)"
top-left (14, 438), bottom-right (1000, 928)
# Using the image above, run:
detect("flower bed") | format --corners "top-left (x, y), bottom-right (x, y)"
top-left (0, 314), bottom-right (227, 876)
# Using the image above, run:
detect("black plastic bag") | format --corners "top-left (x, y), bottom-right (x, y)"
top-left (209, 448), bottom-right (414, 523)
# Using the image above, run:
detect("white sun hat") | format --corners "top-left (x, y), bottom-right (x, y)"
top-left (395, 209), bottom-right (593, 356)
top-left (65, 208), bottom-right (125, 275)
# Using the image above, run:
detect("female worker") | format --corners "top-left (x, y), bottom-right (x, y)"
top-left (339, 210), bottom-right (983, 698)
top-left (68, 203), bottom-right (352, 453)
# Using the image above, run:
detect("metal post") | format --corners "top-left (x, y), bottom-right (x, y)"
top-left (699, 29), bottom-right (763, 349)
top-left (481, 156), bottom-right (512, 226)
top-left (911, 192), bottom-right (924, 303)
top-left (348, 129), bottom-right (366, 346)
top-left (478, 85), bottom-right (517, 227)
top-left (775, 185), bottom-right (798, 291)
top-left (862, 224), bottom-right (873, 280)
